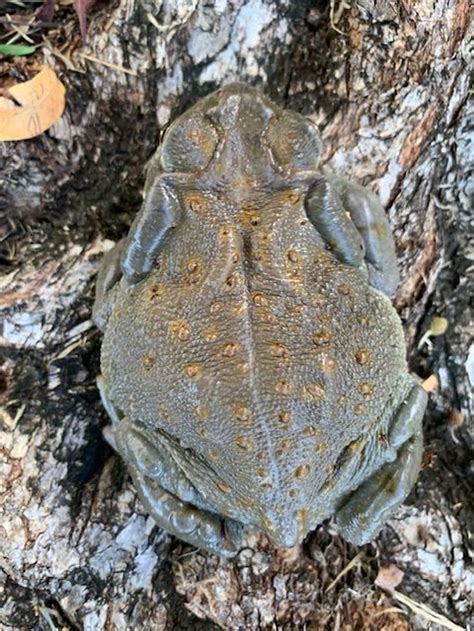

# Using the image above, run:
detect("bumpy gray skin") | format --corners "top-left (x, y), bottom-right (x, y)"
top-left (93, 84), bottom-right (427, 557)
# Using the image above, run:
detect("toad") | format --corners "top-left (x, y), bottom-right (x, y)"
top-left (93, 83), bottom-right (426, 556)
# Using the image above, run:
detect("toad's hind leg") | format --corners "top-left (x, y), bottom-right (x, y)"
top-left (327, 175), bottom-right (400, 296)
top-left (97, 378), bottom-right (242, 557)
top-left (335, 382), bottom-right (427, 545)
top-left (130, 469), bottom-right (242, 557)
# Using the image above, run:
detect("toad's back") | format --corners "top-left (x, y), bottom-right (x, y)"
top-left (101, 184), bottom-right (410, 543)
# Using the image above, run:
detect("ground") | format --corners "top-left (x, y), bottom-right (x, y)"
top-left (0, 1), bottom-right (472, 629)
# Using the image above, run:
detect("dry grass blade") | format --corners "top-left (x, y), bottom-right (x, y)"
top-left (78, 52), bottom-right (137, 75)
top-left (392, 590), bottom-right (466, 631)
top-left (325, 550), bottom-right (365, 592)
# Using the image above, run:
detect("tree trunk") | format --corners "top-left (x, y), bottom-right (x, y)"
top-left (1, 0), bottom-right (472, 628)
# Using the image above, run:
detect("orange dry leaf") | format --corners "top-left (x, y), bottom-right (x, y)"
top-left (422, 374), bottom-right (439, 393)
top-left (0, 67), bottom-right (66, 141)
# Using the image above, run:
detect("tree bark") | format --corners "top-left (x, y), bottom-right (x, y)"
top-left (0, 0), bottom-right (472, 629)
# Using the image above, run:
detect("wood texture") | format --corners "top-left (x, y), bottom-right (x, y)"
top-left (0, 0), bottom-right (472, 628)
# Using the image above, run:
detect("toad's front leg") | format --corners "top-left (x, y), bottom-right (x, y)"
top-left (326, 175), bottom-right (400, 296)
top-left (305, 175), bottom-right (400, 296)
top-left (120, 179), bottom-right (181, 285)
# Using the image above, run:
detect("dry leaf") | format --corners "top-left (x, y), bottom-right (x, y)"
top-left (375, 564), bottom-right (405, 592)
top-left (38, 0), bottom-right (56, 23)
top-left (0, 67), bottom-right (66, 141)
top-left (422, 374), bottom-right (439, 393)
top-left (38, 0), bottom-right (103, 43)
top-left (73, 0), bottom-right (101, 43)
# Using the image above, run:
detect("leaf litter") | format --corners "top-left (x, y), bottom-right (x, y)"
top-left (0, 66), bottom-right (65, 140)
top-left (1, 0), bottom-right (106, 48)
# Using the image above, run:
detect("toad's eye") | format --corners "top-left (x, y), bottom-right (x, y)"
top-left (160, 113), bottom-right (219, 173)
top-left (265, 111), bottom-right (321, 171)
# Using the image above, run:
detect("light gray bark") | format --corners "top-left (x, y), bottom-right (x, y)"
top-left (0, 0), bottom-right (472, 628)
